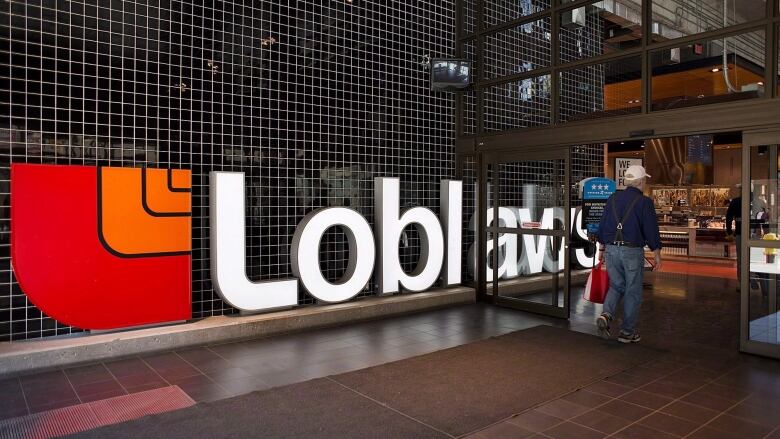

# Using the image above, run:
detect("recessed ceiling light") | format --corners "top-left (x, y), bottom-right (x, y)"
top-left (711, 68), bottom-right (720, 73)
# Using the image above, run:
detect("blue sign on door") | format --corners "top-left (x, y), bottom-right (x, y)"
top-left (581, 177), bottom-right (616, 235)
top-left (582, 177), bottom-right (617, 201)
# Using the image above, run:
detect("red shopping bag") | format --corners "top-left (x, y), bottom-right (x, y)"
top-left (583, 262), bottom-right (609, 304)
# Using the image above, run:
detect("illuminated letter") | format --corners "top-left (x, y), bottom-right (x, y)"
top-left (467, 207), bottom-right (518, 281)
top-left (210, 172), bottom-right (297, 311)
top-left (291, 208), bottom-right (376, 303)
top-left (540, 207), bottom-right (565, 273)
top-left (441, 180), bottom-right (463, 285)
top-left (573, 207), bottom-right (601, 268)
top-left (516, 208), bottom-right (546, 274)
top-left (375, 177), bottom-right (445, 294)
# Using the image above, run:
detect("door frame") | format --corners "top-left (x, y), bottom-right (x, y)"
top-left (477, 145), bottom-right (572, 318)
top-left (740, 129), bottom-right (780, 358)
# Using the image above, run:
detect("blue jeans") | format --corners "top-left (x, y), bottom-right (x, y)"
top-left (603, 245), bottom-right (645, 335)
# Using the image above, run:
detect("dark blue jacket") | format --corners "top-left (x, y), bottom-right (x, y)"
top-left (597, 187), bottom-right (662, 251)
top-left (726, 196), bottom-right (741, 236)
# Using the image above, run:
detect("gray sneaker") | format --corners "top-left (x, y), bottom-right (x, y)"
top-left (618, 331), bottom-right (641, 344)
top-left (596, 314), bottom-right (611, 339)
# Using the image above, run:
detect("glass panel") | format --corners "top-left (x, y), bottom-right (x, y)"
top-left (483, 75), bottom-right (552, 131)
top-left (651, 0), bottom-right (766, 41)
top-left (559, 55), bottom-right (642, 122)
top-left (650, 30), bottom-right (766, 111)
top-left (484, 18), bottom-right (551, 79)
top-left (748, 247), bottom-right (780, 345)
top-left (497, 160), bottom-right (566, 230)
top-left (559, 0), bottom-right (642, 64)
top-left (485, 0), bottom-right (551, 27)
top-left (749, 144), bottom-right (779, 238)
top-left (497, 266), bottom-right (565, 307)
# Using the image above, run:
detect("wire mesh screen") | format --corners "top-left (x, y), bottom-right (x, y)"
top-left (484, 19), bottom-right (551, 80)
top-left (0, 0), bottom-right (456, 341)
top-left (483, 75), bottom-right (552, 131)
top-left (484, 0), bottom-right (551, 28)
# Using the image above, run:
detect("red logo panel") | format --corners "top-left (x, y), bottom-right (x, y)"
top-left (11, 164), bottom-right (192, 330)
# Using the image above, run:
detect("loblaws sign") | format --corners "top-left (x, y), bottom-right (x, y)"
top-left (209, 173), bottom-right (464, 312)
top-left (11, 164), bottom-right (463, 330)
top-left (12, 164), bottom-right (596, 332)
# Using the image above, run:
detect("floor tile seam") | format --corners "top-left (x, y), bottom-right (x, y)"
top-left (681, 395), bottom-right (764, 439)
top-left (16, 376), bottom-right (31, 417)
top-left (605, 364), bottom-right (677, 390)
top-left (763, 425), bottom-right (780, 439)
top-left (174, 350), bottom-right (225, 382)
top-left (569, 403), bottom-right (639, 435)
top-left (99, 360), bottom-right (135, 401)
top-left (605, 366), bottom-right (743, 439)
top-left (494, 368), bottom-right (640, 435)
top-left (324, 376), bottom-right (456, 439)
top-left (137, 356), bottom-right (175, 388)
top-left (171, 351), bottom-right (232, 396)
top-left (543, 417), bottom-right (615, 438)
top-left (66, 373), bottom-right (122, 391)
top-left (59, 366), bottom-right (84, 406)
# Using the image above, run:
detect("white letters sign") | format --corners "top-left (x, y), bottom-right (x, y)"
top-left (210, 173), bottom-right (463, 312)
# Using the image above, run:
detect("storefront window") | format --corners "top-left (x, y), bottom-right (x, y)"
top-left (559, 0), bottom-right (642, 64)
top-left (559, 55), bottom-right (641, 122)
top-left (484, 19), bottom-right (552, 79)
top-left (485, 0), bottom-right (551, 27)
top-left (650, 30), bottom-right (766, 111)
top-left (651, 0), bottom-right (766, 41)
top-left (484, 75), bottom-right (552, 131)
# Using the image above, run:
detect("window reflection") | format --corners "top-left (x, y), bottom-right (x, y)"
top-left (651, 0), bottom-right (766, 41)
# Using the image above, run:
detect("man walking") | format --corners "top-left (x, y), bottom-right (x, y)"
top-left (596, 165), bottom-right (662, 343)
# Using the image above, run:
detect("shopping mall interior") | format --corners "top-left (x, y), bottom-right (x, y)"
top-left (0, 0), bottom-right (779, 438)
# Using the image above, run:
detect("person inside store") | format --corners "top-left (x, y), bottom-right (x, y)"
top-left (725, 184), bottom-right (742, 291)
top-left (596, 165), bottom-right (663, 344)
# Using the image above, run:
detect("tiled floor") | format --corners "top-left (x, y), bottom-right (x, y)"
top-left (0, 304), bottom-right (564, 418)
top-left (468, 353), bottom-right (780, 438)
top-left (1, 262), bottom-right (778, 439)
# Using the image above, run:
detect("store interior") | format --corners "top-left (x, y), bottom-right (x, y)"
top-left (605, 132), bottom-right (773, 263)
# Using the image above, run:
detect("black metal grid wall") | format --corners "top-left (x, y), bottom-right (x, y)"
top-left (0, 0), bottom-right (456, 341)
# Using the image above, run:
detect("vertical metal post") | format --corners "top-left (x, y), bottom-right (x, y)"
top-left (563, 148), bottom-right (571, 317)
top-left (455, 0), bottom-right (464, 138)
top-left (739, 137), bottom-right (750, 351)
top-left (476, 152), bottom-right (488, 301)
top-left (765, 0), bottom-right (776, 98)
top-left (475, 0), bottom-right (485, 139)
top-left (474, 0), bottom-right (487, 302)
top-left (491, 155), bottom-right (500, 302)
top-left (641, 0), bottom-right (653, 114)
top-left (551, 3), bottom-right (560, 125)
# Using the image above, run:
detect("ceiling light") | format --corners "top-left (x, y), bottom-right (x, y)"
top-left (711, 68), bottom-right (720, 73)
top-left (758, 81), bottom-right (764, 86)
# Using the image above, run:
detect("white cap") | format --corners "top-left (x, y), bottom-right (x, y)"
top-left (625, 165), bottom-right (651, 180)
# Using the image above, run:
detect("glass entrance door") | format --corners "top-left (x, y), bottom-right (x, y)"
top-left (741, 131), bottom-right (780, 358)
top-left (483, 148), bottom-right (571, 318)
